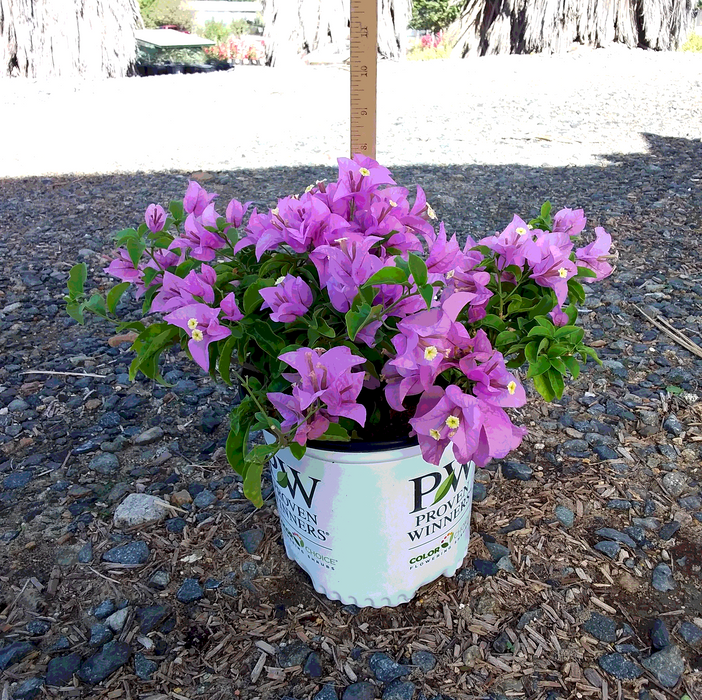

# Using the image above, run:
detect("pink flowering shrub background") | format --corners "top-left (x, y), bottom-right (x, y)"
top-left (67, 155), bottom-right (614, 506)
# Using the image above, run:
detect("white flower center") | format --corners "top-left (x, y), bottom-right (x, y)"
top-left (515, 227), bottom-right (527, 235)
top-left (424, 345), bottom-right (438, 361)
top-left (426, 204), bottom-right (437, 220)
top-left (187, 318), bottom-right (198, 330)
top-left (445, 415), bottom-right (460, 429)
top-left (275, 276), bottom-right (286, 285)
top-left (446, 270), bottom-right (455, 279)
top-left (558, 267), bottom-right (568, 278)
top-left (507, 381), bottom-right (517, 395)
top-left (191, 329), bottom-right (204, 342)
top-left (430, 429), bottom-right (441, 441)
top-left (389, 199), bottom-right (397, 207)
top-left (359, 167), bottom-right (371, 177)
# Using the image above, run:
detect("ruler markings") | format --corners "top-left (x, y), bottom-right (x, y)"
top-left (349, 0), bottom-right (377, 159)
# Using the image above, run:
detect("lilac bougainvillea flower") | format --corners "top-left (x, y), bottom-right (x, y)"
top-left (272, 346), bottom-right (367, 431)
top-left (259, 275), bottom-right (313, 323)
top-left (104, 248), bottom-right (143, 285)
top-left (424, 223), bottom-right (462, 276)
top-left (225, 198), bottom-right (252, 228)
top-left (461, 350), bottom-right (526, 408)
top-left (410, 385), bottom-right (483, 465)
top-left (163, 303), bottom-right (230, 371)
top-left (151, 266), bottom-right (217, 313)
top-left (471, 401), bottom-right (528, 468)
top-left (552, 207), bottom-right (586, 237)
top-left (266, 392), bottom-right (330, 445)
top-left (145, 204), bottom-right (167, 233)
top-left (220, 292), bottom-right (244, 322)
top-left (530, 253), bottom-right (577, 306)
top-left (549, 305), bottom-right (570, 327)
top-left (480, 215), bottom-right (540, 270)
top-left (169, 213), bottom-right (227, 261)
top-left (183, 181), bottom-right (217, 217)
top-left (576, 227), bottom-right (613, 281)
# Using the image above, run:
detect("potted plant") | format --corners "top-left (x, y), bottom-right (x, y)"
top-left (65, 155), bottom-right (614, 607)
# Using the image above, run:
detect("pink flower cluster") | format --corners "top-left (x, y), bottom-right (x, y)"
top-left (104, 182), bottom-right (251, 372)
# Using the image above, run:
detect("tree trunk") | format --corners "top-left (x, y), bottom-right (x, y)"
top-left (450, 0), bottom-right (695, 57)
top-left (0, 0), bottom-right (142, 79)
top-left (262, 0), bottom-right (411, 66)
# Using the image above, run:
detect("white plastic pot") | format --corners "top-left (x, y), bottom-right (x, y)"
top-left (268, 436), bottom-right (475, 608)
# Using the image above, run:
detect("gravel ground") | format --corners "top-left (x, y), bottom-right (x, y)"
top-left (1, 46), bottom-right (702, 700)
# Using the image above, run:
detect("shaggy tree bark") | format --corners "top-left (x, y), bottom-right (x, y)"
top-left (450, 0), bottom-right (695, 57)
top-left (1, 0), bottom-right (142, 79)
top-left (262, 0), bottom-right (411, 66)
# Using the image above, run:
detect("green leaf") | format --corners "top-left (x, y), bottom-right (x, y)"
top-left (345, 304), bottom-right (372, 341)
top-left (549, 357), bottom-right (568, 374)
top-left (563, 356), bottom-right (580, 379)
top-left (276, 470), bottom-right (289, 487)
top-left (526, 356), bottom-right (551, 378)
top-left (250, 323), bottom-right (283, 356)
top-left (143, 266), bottom-right (161, 286)
top-left (432, 474), bottom-right (453, 505)
top-left (67, 263), bottom-right (87, 299)
top-left (419, 284), bottom-right (434, 309)
top-left (507, 296), bottom-right (523, 314)
top-left (243, 458), bottom-right (265, 508)
top-left (84, 294), bottom-right (107, 317)
top-left (315, 423), bottom-right (351, 442)
top-left (226, 399), bottom-right (256, 476)
top-left (114, 227), bottom-right (139, 243)
top-left (527, 326), bottom-right (552, 338)
top-left (217, 336), bottom-right (237, 386)
top-left (408, 253), bottom-right (428, 286)
top-left (580, 346), bottom-right (602, 365)
top-left (169, 199), bottom-right (185, 222)
top-left (537, 337), bottom-right (550, 356)
top-left (567, 279), bottom-right (586, 305)
top-left (317, 319), bottom-right (336, 338)
top-left (126, 238), bottom-right (146, 268)
top-left (479, 314), bottom-right (507, 332)
top-left (532, 371), bottom-right (555, 401)
top-left (289, 442), bottom-right (306, 461)
top-left (65, 300), bottom-right (85, 324)
top-left (243, 281), bottom-right (269, 315)
top-left (540, 201), bottom-right (552, 219)
top-left (364, 266), bottom-right (408, 287)
top-left (576, 265), bottom-right (598, 279)
top-left (524, 341), bottom-right (539, 364)
top-left (666, 384), bottom-right (684, 395)
top-left (554, 324), bottom-right (577, 339)
top-left (495, 330), bottom-right (519, 347)
top-left (106, 282), bottom-right (130, 314)
top-left (547, 367), bottom-right (565, 399)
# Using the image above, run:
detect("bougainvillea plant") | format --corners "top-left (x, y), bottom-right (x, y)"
top-left (66, 155), bottom-right (614, 506)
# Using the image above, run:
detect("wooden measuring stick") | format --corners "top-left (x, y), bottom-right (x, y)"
top-left (349, 0), bottom-right (377, 159)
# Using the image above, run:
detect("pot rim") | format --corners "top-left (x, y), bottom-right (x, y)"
top-left (306, 435), bottom-right (419, 453)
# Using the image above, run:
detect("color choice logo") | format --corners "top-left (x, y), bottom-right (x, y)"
top-left (440, 532), bottom-right (454, 548)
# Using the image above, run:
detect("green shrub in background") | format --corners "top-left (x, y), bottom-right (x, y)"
top-left (139, 0), bottom-right (194, 31)
top-left (197, 18), bottom-right (252, 42)
top-left (409, 0), bottom-right (460, 33)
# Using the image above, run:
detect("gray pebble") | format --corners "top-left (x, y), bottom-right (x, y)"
top-left (176, 578), bottom-right (204, 604)
top-left (472, 482), bottom-right (487, 502)
top-left (26, 619), bottom-right (51, 636)
top-left (595, 528), bottom-right (636, 548)
top-left (105, 607), bottom-right (130, 633)
top-left (278, 640), bottom-right (312, 668)
top-left (555, 505), bottom-right (574, 528)
top-left (342, 682), bottom-right (378, 700)
top-left (304, 651), bottom-right (323, 678)
top-left (193, 489), bottom-right (216, 508)
top-left (369, 652), bottom-right (410, 683)
top-left (88, 453), bottom-right (120, 475)
top-left (102, 541), bottom-right (150, 565)
top-left (641, 645), bottom-right (685, 687)
top-left (650, 619), bottom-right (670, 650)
top-left (658, 521), bottom-right (681, 541)
top-left (11, 677), bottom-right (44, 700)
top-left (93, 600), bottom-right (116, 619)
top-left (134, 652), bottom-right (159, 680)
top-left (678, 621), bottom-right (702, 646)
top-left (661, 472), bottom-right (686, 498)
top-left (148, 570), bottom-right (170, 590)
top-left (594, 541), bottom-right (620, 558)
top-left (77, 541), bottom-right (93, 563)
top-left (46, 652), bottom-right (81, 686)
top-left (583, 612), bottom-right (617, 643)
top-left (382, 680), bottom-right (416, 700)
top-left (315, 685), bottom-right (339, 700)
top-left (134, 426), bottom-right (164, 445)
top-left (651, 563), bottom-right (676, 592)
top-left (662, 414), bottom-right (683, 436)
top-left (2, 470), bottom-right (33, 489)
top-left (598, 652), bottom-right (643, 680)
top-left (78, 640), bottom-right (131, 684)
top-left (606, 499), bottom-right (632, 510)
top-left (411, 650), bottom-right (436, 672)
top-left (239, 528), bottom-right (264, 554)
top-left (89, 623), bottom-right (113, 647)
top-left (501, 461), bottom-right (533, 480)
